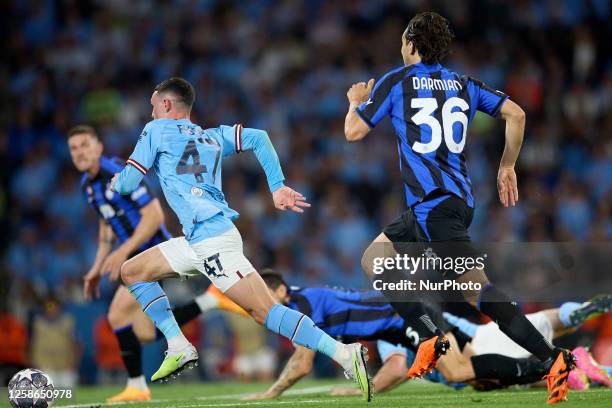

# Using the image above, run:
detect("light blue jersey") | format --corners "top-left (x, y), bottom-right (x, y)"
top-left (114, 118), bottom-right (285, 243)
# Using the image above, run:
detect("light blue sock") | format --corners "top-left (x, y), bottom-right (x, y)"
top-left (558, 302), bottom-right (582, 328)
top-left (443, 312), bottom-right (478, 338)
top-left (264, 304), bottom-right (338, 359)
top-left (128, 282), bottom-right (181, 340)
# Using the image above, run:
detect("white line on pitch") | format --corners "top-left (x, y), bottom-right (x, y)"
top-left (53, 385), bottom-right (336, 407)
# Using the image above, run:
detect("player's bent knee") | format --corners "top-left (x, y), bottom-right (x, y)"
top-left (120, 259), bottom-right (140, 285)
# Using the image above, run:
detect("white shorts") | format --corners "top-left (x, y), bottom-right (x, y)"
top-left (471, 311), bottom-right (554, 359)
top-left (158, 226), bottom-right (256, 292)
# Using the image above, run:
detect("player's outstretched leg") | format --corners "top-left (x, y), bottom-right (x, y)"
top-left (120, 247), bottom-right (199, 383)
top-left (361, 234), bottom-right (450, 378)
top-left (224, 272), bottom-right (373, 402)
top-left (564, 294), bottom-right (612, 328)
top-left (465, 281), bottom-right (575, 404)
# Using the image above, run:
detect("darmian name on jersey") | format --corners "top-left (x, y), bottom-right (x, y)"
top-left (412, 76), bottom-right (462, 91)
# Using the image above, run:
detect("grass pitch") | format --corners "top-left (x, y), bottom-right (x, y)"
top-left (2, 379), bottom-right (611, 408)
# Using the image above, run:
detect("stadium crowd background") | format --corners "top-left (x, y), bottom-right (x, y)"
top-left (1, 0), bottom-right (610, 385)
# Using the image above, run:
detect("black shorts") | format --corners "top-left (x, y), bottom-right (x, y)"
top-left (383, 192), bottom-right (479, 281)
top-left (384, 192), bottom-right (474, 243)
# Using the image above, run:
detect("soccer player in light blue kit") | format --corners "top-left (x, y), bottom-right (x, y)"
top-left (110, 77), bottom-right (371, 400)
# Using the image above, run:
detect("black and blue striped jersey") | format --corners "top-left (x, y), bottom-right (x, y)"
top-left (80, 156), bottom-right (171, 252)
top-left (287, 287), bottom-right (404, 341)
top-left (356, 62), bottom-right (508, 208)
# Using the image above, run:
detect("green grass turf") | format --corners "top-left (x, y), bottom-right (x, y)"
top-left (2, 379), bottom-right (611, 408)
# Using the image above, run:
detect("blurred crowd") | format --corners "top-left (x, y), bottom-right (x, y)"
top-left (0, 0), bottom-right (610, 382)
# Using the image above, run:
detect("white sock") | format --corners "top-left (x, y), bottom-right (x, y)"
top-left (194, 292), bottom-right (217, 312)
top-left (126, 375), bottom-right (147, 391)
top-left (167, 333), bottom-right (190, 351)
top-left (332, 343), bottom-right (352, 370)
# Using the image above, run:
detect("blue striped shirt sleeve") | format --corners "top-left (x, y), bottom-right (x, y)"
top-left (468, 77), bottom-right (509, 117)
top-left (129, 183), bottom-right (154, 208)
top-left (355, 76), bottom-right (395, 128)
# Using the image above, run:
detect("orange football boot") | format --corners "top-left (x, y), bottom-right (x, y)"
top-left (206, 284), bottom-right (249, 317)
top-left (407, 335), bottom-right (450, 378)
top-left (544, 349), bottom-right (576, 404)
top-left (106, 386), bottom-right (151, 403)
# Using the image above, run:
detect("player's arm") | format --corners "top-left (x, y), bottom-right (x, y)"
top-left (101, 198), bottom-right (165, 281)
top-left (229, 126), bottom-right (310, 213)
top-left (112, 123), bottom-right (160, 194)
top-left (470, 77), bottom-right (523, 208)
top-left (83, 220), bottom-right (114, 300)
top-left (497, 99), bottom-right (526, 207)
top-left (372, 354), bottom-right (409, 392)
top-left (242, 346), bottom-right (316, 400)
top-left (344, 78), bottom-right (375, 141)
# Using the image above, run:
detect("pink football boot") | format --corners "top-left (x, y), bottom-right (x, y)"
top-left (568, 367), bottom-right (589, 390)
top-left (573, 346), bottom-right (612, 387)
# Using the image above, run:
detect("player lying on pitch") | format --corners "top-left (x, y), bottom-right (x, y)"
top-left (67, 126), bottom-right (245, 402)
top-left (110, 77), bottom-right (372, 401)
top-left (345, 11), bottom-right (574, 403)
top-left (331, 294), bottom-right (612, 396)
top-left (242, 273), bottom-right (607, 400)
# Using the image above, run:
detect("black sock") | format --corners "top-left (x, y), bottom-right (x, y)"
top-left (155, 301), bottom-right (202, 339)
top-left (114, 325), bottom-right (142, 378)
top-left (380, 268), bottom-right (443, 346)
top-left (452, 328), bottom-right (471, 352)
top-left (471, 354), bottom-right (548, 385)
top-left (477, 285), bottom-right (555, 362)
top-left (173, 301), bottom-right (202, 326)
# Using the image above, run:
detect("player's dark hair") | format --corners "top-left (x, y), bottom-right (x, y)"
top-left (67, 124), bottom-right (99, 140)
top-left (404, 12), bottom-right (453, 64)
top-left (154, 77), bottom-right (196, 108)
top-left (260, 269), bottom-right (288, 291)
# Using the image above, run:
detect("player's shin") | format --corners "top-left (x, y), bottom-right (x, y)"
top-left (113, 325), bottom-right (144, 382)
top-left (380, 268), bottom-right (443, 345)
top-left (476, 284), bottom-right (555, 363)
top-left (263, 304), bottom-right (350, 367)
top-left (127, 281), bottom-right (189, 349)
top-left (471, 354), bottom-right (548, 386)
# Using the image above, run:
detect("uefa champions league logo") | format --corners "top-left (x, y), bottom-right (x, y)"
top-left (7, 369), bottom-right (72, 408)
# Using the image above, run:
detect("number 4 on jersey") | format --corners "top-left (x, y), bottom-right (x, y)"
top-left (176, 140), bottom-right (206, 182)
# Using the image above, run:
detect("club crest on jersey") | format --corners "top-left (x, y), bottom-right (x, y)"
top-left (191, 186), bottom-right (203, 196)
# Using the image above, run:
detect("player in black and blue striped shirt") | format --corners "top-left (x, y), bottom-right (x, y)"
top-left (243, 271), bottom-right (561, 401)
top-left (344, 12), bottom-right (574, 404)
